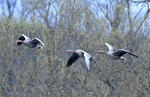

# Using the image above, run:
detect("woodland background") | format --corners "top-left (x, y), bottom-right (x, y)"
top-left (0, 0), bottom-right (150, 97)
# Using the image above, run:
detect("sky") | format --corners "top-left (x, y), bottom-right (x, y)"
top-left (0, 0), bottom-right (148, 18)
top-left (0, 0), bottom-right (22, 17)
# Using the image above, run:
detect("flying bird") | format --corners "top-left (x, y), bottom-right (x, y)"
top-left (16, 34), bottom-right (46, 49)
top-left (66, 49), bottom-right (92, 70)
top-left (97, 43), bottom-right (138, 60)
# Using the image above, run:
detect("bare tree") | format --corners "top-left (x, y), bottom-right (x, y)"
top-left (6, 0), bottom-right (17, 18)
top-left (94, 0), bottom-right (126, 31)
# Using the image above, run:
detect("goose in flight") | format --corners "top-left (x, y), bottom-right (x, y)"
top-left (97, 43), bottom-right (138, 60)
top-left (66, 49), bottom-right (92, 70)
top-left (16, 34), bottom-right (46, 49)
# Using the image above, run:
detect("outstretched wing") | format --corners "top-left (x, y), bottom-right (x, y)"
top-left (19, 34), bottom-right (30, 40)
top-left (114, 49), bottom-right (138, 58)
top-left (66, 53), bottom-right (80, 67)
top-left (105, 43), bottom-right (115, 51)
top-left (84, 52), bottom-right (92, 70)
top-left (32, 38), bottom-right (46, 48)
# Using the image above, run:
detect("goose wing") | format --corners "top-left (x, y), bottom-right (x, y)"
top-left (84, 52), bottom-right (92, 70)
top-left (114, 49), bottom-right (138, 58)
top-left (105, 43), bottom-right (115, 51)
top-left (19, 34), bottom-right (30, 40)
top-left (66, 53), bottom-right (80, 67)
top-left (31, 38), bottom-right (46, 48)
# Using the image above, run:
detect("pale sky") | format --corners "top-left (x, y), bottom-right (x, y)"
top-left (0, 0), bottom-right (148, 18)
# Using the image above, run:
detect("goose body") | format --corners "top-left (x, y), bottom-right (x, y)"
top-left (98, 43), bottom-right (138, 60)
top-left (16, 34), bottom-right (46, 49)
top-left (66, 49), bottom-right (92, 70)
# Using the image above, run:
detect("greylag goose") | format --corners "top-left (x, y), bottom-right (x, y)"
top-left (16, 34), bottom-right (46, 49)
top-left (97, 43), bottom-right (138, 60)
top-left (66, 49), bottom-right (92, 70)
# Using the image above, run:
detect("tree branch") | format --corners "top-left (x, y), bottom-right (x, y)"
top-left (127, 0), bottom-right (133, 32)
top-left (133, 4), bottom-right (145, 21)
top-left (130, 0), bottom-right (150, 3)
top-left (98, 4), bottom-right (113, 27)
top-left (135, 8), bottom-right (150, 33)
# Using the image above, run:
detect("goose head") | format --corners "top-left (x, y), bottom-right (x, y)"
top-left (16, 35), bottom-right (26, 46)
top-left (16, 39), bottom-right (24, 46)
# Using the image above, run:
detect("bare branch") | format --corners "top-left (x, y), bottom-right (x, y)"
top-left (135, 8), bottom-right (150, 33)
top-left (133, 3), bottom-right (145, 21)
top-left (130, 0), bottom-right (150, 3)
top-left (126, 0), bottom-right (133, 32)
top-left (98, 3), bottom-right (113, 27)
top-left (6, 0), bottom-right (17, 18)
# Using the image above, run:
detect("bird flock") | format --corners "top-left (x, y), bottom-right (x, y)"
top-left (16, 34), bottom-right (139, 71)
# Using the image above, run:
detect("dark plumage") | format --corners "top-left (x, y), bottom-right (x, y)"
top-left (18, 35), bottom-right (25, 41)
top-left (98, 43), bottom-right (138, 60)
top-left (66, 49), bottom-right (92, 70)
top-left (66, 52), bottom-right (80, 67)
top-left (114, 49), bottom-right (139, 58)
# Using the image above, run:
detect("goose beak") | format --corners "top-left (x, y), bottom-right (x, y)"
top-left (16, 40), bottom-right (19, 43)
top-left (97, 50), bottom-right (101, 54)
top-left (66, 50), bottom-right (73, 53)
top-left (16, 40), bottom-right (22, 46)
